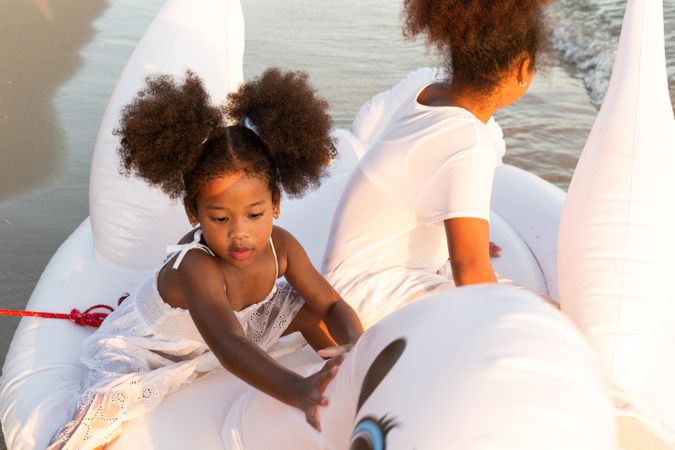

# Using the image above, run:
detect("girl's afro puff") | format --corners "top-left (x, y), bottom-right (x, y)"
top-left (225, 68), bottom-right (336, 198)
top-left (115, 71), bottom-right (224, 199)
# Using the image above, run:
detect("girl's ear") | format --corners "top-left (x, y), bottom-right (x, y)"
top-left (272, 190), bottom-right (281, 219)
top-left (517, 54), bottom-right (533, 87)
top-left (183, 197), bottom-right (199, 227)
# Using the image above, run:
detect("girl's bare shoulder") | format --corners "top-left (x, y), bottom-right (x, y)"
top-left (271, 225), bottom-right (304, 276)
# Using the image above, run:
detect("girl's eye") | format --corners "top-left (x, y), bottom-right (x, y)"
top-left (215, 217), bottom-right (229, 222)
top-left (250, 212), bottom-right (264, 219)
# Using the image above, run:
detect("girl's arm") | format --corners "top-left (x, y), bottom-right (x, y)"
top-left (176, 250), bottom-right (340, 430)
top-left (444, 217), bottom-right (497, 285)
top-left (280, 229), bottom-right (364, 346)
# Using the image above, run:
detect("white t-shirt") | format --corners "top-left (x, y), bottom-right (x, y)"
top-left (322, 77), bottom-right (505, 323)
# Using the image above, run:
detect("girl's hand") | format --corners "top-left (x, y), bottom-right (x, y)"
top-left (296, 355), bottom-right (344, 431)
top-left (489, 241), bottom-right (502, 258)
top-left (317, 343), bottom-right (354, 359)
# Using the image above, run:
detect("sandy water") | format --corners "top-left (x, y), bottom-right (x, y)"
top-left (0, 0), bottom-right (673, 445)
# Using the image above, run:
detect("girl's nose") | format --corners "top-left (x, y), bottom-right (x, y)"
top-left (228, 219), bottom-right (249, 239)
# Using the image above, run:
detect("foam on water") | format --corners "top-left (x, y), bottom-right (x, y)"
top-left (552, 0), bottom-right (675, 109)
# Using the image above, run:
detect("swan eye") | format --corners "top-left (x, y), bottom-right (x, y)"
top-left (350, 416), bottom-right (397, 450)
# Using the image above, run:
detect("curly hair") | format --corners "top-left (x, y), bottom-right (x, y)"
top-left (225, 68), bottom-right (336, 198)
top-left (115, 69), bottom-right (335, 211)
top-left (403, 0), bottom-right (552, 93)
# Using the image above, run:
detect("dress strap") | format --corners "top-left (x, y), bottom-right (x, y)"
top-left (269, 236), bottom-right (279, 280)
top-left (166, 230), bottom-right (215, 270)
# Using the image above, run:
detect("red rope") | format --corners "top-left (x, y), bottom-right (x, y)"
top-left (0, 304), bottom-right (114, 328)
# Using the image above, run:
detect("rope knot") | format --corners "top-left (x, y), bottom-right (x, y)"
top-left (68, 305), bottom-right (114, 328)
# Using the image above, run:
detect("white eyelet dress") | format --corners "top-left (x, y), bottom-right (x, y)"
top-left (45, 231), bottom-right (305, 450)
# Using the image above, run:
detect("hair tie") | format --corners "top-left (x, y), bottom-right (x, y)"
top-left (200, 128), bottom-right (211, 145)
top-left (240, 116), bottom-right (279, 184)
top-left (240, 116), bottom-right (261, 138)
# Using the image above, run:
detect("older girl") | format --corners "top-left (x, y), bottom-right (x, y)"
top-left (322, 0), bottom-right (552, 327)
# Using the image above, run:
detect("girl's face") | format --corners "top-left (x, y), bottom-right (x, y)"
top-left (189, 172), bottom-right (279, 268)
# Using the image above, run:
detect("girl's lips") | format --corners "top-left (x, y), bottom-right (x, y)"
top-left (229, 247), bottom-right (253, 261)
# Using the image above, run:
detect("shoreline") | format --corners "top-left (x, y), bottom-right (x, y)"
top-left (0, 0), bottom-right (109, 201)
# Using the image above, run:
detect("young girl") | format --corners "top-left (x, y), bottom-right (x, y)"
top-left (49, 68), bottom-right (363, 449)
top-left (322, 0), bottom-right (553, 327)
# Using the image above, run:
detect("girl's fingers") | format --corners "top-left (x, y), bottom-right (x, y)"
top-left (315, 370), bottom-right (337, 393)
top-left (307, 414), bottom-right (320, 431)
top-left (306, 406), bottom-right (322, 431)
top-left (310, 371), bottom-right (336, 405)
top-left (309, 391), bottom-right (329, 406)
top-left (302, 354), bottom-right (343, 429)
top-left (317, 347), bottom-right (341, 358)
top-left (318, 344), bottom-right (352, 359)
top-left (324, 354), bottom-right (344, 369)
top-left (311, 356), bottom-right (342, 388)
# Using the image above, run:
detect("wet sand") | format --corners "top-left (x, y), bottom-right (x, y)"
top-left (0, 0), bottom-right (109, 201)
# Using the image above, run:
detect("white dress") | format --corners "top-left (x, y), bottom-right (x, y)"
top-left (47, 231), bottom-right (305, 449)
top-left (322, 70), bottom-right (506, 328)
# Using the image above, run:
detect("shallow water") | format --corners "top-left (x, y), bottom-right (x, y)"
top-left (0, 1), bottom-right (673, 445)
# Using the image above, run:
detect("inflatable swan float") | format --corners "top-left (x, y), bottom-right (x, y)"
top-left (0, 0), bottom-right (672, 448)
